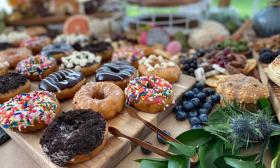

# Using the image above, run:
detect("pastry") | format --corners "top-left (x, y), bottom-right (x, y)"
top-left (16, 55), bottom-right (58, 81)
top-left (138, 55), bottom-right (181, 83)
top-left (39, 69), bottom-right (86, 100)
top-left (0, 47), bottom-right (32, 69)
top-left (267, 56), bottom-right (280, 86)
top-left (60, 51), bottom-right (101, 76)
top-left (0, 31), bottom-right (30, 46)
top-left (112, 47), bottom-right (145, 68)
top-left (125, 76), bottom-right (174, 113)
top-left (20, 36), bottom-right (51, 54)
top-left (0, 59), bottom-right (9, 76)
top-left (82, 42), bottom-right (113, 62)
top-left (41, 43), bottom-right (74, 63)
top-left (40, 109), bottom-right (107, 166)
top-left (216, 74), bottom-right (269, 104)
top-left (73, 82), bottom-right (124, 119)
top-left (96, 61), bottom-right (137, 89)
top-left (0, 91), bottom-right (60, 133)
top-left (54, 34), bottom-right (89, 50)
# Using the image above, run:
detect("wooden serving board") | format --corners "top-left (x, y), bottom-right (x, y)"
top-left (2, 74), bottom-right (195, 168)
top-left (255, 53), bottom-right (280, 122)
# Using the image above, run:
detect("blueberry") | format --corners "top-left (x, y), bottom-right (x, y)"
top-left (191, 98), bottom-right (201, 108)
top-left (190, 117), bottom-right (201, 125)
top-left (198, 108), bottom-right (208, 115)
top-left (199, 114), bottom-right (208, 122)
top-left (174, 105), bottom-right (183, 112)
top-left (205, 99), bottom-right (214, 106)
top-left (211, 94), bottom-right (221, 103)
top-left (188, 68), bottom-right (194, 73)
top-left (183, 64), bottom-right (190, 71)
top-left (259, 48), bottom-right (272, 55)
top-left (196, 92), bottom-right (207, 102)
top-left (182, 59), bottom-right (191, 64)
top-left (192, 124), bottom-right (203, 129)
top-left (189, 110), bottom-right (198, 117)
top-left (202, 102), bottom-right (213, 112)
top-left (157, 130), bottom-right (171, 145)
top-left (192, 88), bottom-right (200, 94)
top-left (183, 91), bottom-right (195, 100)
top-left (176, 110), bottom-right (188, 121)
top-left (203, 88), bottom-right (215, 95)
top-left (141, 141), bottom-right (152, 154)
top-left (194, 82), bottom-right (205, 90)
top-left (183, 101), bottom-right (194, 111)
top-left (259, 51), bottom-right (276, 63)
top-left (196, 49), bottom-right (206, 57)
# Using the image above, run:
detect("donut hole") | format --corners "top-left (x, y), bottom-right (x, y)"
top-left (93, 92), bottom-right (105, 100)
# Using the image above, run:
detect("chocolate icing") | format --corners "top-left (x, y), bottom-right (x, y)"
top-left (40, 109), bottom-right (106, 167)
top-left (82, 42), bottom-right (112, 53)
top-left (96, 61), bottom-right (136, 81)
top-left (0, 42), bottom-right (13, 51)
top-left (41, 43), bottom-right (74, 57)
top-left (0, 73), bottom-right (28, 94)
top-left (39, 69), bottom-right (84, 92)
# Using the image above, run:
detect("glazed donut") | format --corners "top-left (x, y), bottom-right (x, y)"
top-left (0, 59), bottom-right (9, 76)
top-left (61, 51), bottom-right (101, 76)
top-left (112, 47), bottom-right (145, 68)
top-left (82, 42), bottom-right (113, 62)
top-left (73, 82), bottom-right (124, 119)
top-left (20, 36), bottom-right (51, 54)
top-left (0, 73), bottom-right (31, 103)
top-left (39, 69), bottom-right (86, 100)
top-left (16, 55), bottom-right (58, 81)
top-left (40, 109), bottom-right (107, 167)
top-left (96, 61), bottom-right (137, 89)
top-left (0, 91), bottom-right (60, 133)
top-left (41, 43), bottom-right (74, 63)
top-left (0, 47), bottom-right (31, 68)
top-left (54, 34), bottom-right (89, 50)
top-left (125, 76), bottom-right (174, 113)
top-left (138, 55), bottom-right (181, 83)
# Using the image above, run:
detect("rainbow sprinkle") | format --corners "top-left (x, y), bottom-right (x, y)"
top-left (112, 47), bottom-right (145, 64)
top-left (0, 91), bottom-right (58, 130)
top-left (16, 55), bottom-right (56, 77)
top-left (125, 76), bottom-right (173, 105)
top-left (20, 36), bottom-right (50, 48)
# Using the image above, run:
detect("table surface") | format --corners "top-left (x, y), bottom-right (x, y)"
top-left (0, 112), bottom-right (272, 168)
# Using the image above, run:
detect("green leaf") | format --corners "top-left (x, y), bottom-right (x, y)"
top-left (167, 141), bottom-right (196, 157)
top-left (136, 158), bottom-right (169, 163)
top-left (257, 98), bottom-right (273, 113)
top-left (208, 108), bottom-right (229, 123)
top-left (199, 138), bottom-right (224, 168)
top-left (175, 129), bottom-right (213, 147)
top-left (214, 154), bottom-right (258, 168)
top-left (140, 160), bottom-right (168, 168)
top-left (168, 155), bottom-right (189, 168)
top-left (271, 154), bottom-right (280, 168)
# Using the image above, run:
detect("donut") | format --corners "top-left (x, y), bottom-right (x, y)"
top-left (138, 55), bottom-right (181, 83)
top-left (40, 109), bottom-right (107, 167)
top-left (0, 59), bottom-right (9, 76)
top-left (0, 42), bottom-right (14, 51)
top-left (16, 55), bottom-right (58, 81)
top-left (63, 15), bottom-right (91, 35)
top-left (39, 69), bottom-right (86, 100)
top-left (61, 51), bottom-right (101, 76)
top-left (26, 26), bottom-right (48, 37)
top-left (73, 82), bottom-right (124, 119)
top-left (112, 47), bottom-right (145, 68)
top-left (41, 43), bottom-right (74, 63)
top-left (96, 61), bottom-right (137, 89)
top-left (0, 47), bottom-right (32, 69)
top-left (20, 36), bottom-right (51, 54)
top-left (125, 76), bottom-right (174, 113)
top-left (0, 91), bottom-right (60, 133)
top-left (0, 31), bottom-right (30, 46)
top-left (54, 34), bottom-right (89, 50)
top-left (0, 73), bottom-right (31, 103)
top-left (82, 42), bottom-right (113, 62)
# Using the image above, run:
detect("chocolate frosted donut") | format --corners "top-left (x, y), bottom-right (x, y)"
top-left (40, 109), bottom-right (107, 167)
top-left (39, 69), bottom-right (86, 100)
top-left (82, 42), bottom-right (113, 62)
top-left (0, 73), bottom-right (29, 94)
top-left (41, 43), bottom-right (74, 62)
top-left (96, 61), bottom-right (137, 89)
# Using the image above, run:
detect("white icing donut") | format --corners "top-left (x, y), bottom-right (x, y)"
top-left (54, 34), bottom-right (89, 46)
top-left (138, 55), bottom-right (176, 72)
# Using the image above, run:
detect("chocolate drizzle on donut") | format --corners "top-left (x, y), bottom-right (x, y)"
top-left (0, 73), bottom-right (28, 94)
top-left (96, 61), bottom-right (136, 81)
top-left (41, 43), bottom-right (74, 57)
top-left (40, 109), bottom-right (106, 167)
top-left (39, 69), bottom-right (84, 92)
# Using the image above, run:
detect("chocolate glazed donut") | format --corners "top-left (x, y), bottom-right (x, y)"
top-left (41, 43), bottom-right (74, 63)
top-left (96, 61), bottom-right (137, 89)
top-left (39, 69), bottom-right (86, 100)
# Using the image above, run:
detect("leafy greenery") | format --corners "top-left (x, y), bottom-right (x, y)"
top-left (138, 99), bottom-right (280, 168)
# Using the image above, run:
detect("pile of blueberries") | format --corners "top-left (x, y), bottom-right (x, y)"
top-left (180, 49), bottom-right (206, 76)
top-left (259, 48), bottom-right (280, 64)
top-left (173, 82), bottom-right (220, 129)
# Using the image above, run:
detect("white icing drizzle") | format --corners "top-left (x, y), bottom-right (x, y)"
top-left (139, 55), bottom-right (176, 71)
